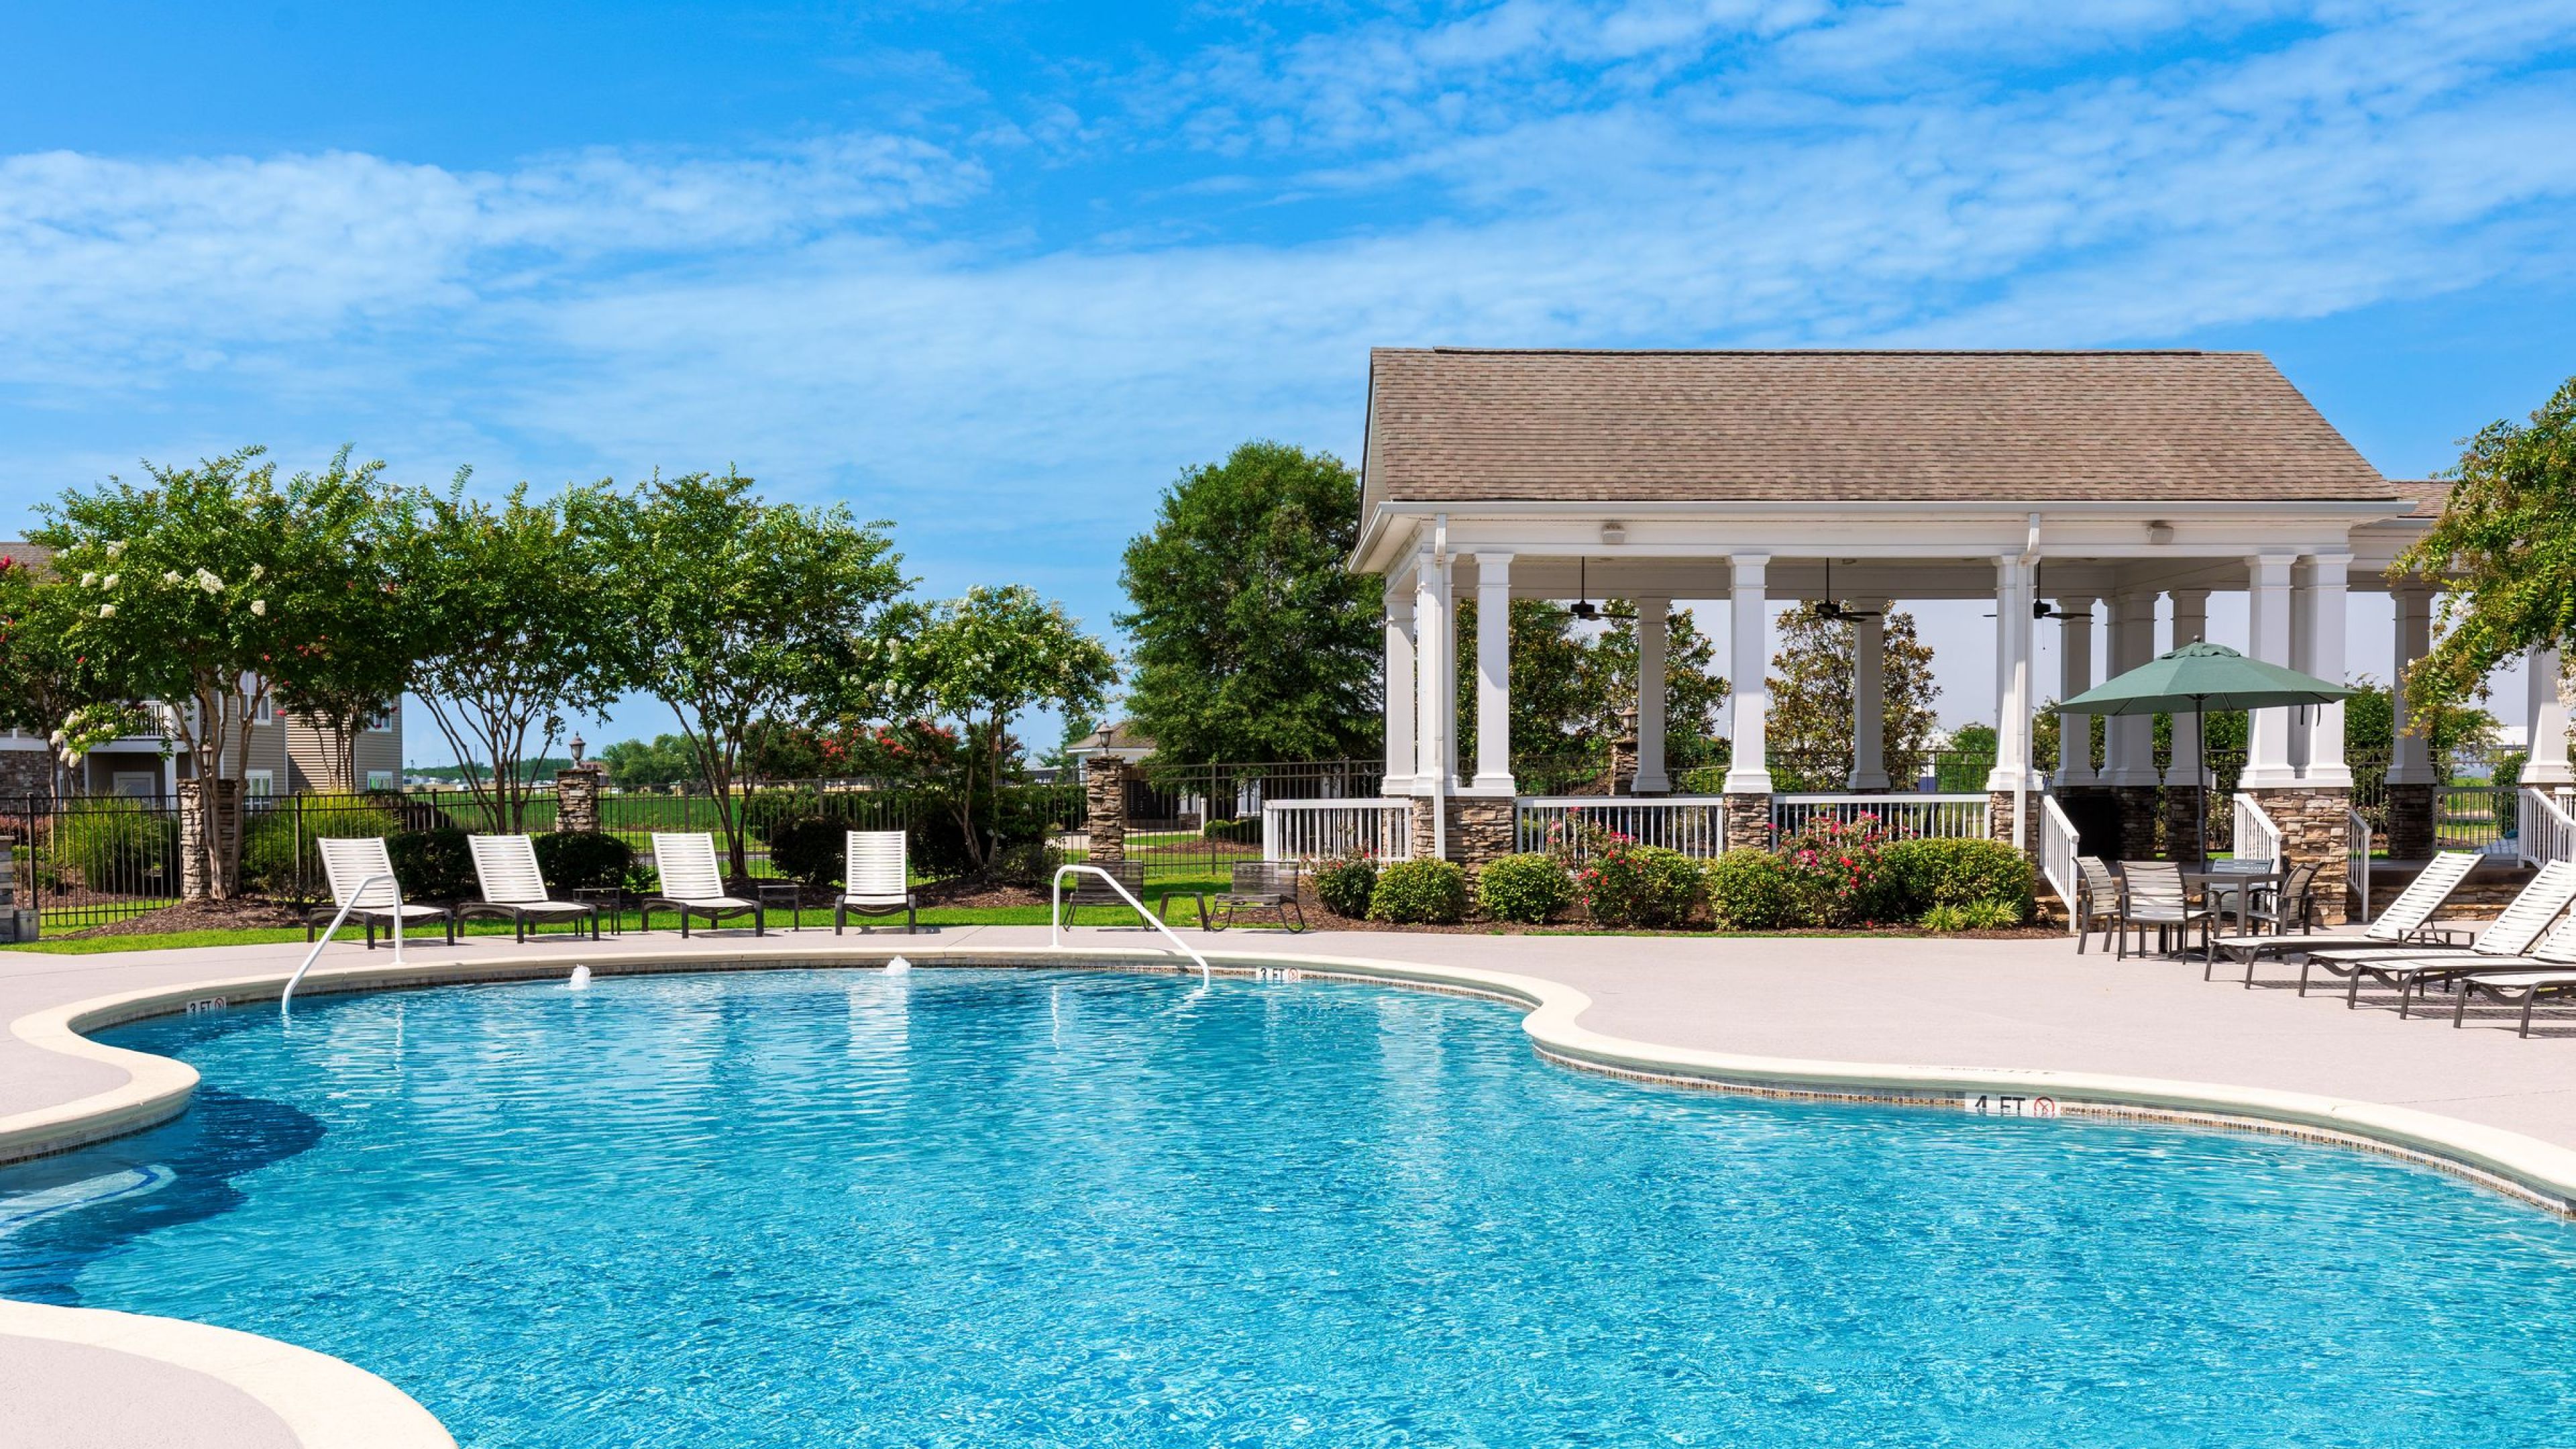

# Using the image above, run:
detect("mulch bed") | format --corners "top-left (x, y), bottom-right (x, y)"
top-left (60, 897), bottom-right (313, 938)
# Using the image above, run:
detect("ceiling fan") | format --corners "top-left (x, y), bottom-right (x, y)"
top-left (1814, 559), bottom-right (1881, 622)
top-left (1569, 557), bottom-right (1601, 622)
top-left (1983, 560), bottom-right (2070, 619)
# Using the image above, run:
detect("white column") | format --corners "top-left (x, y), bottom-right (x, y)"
top-left (1470, 553), bottom-right (1515, 796)
top-left (1848, 600), bottom-right (1892, 791)
top-left (1633, 595), bottom-right (1671, 794)
top-left (1412, 548), bottom-right (1450, 794)
top-left (2529, 647), bottom-right (2574, 788)
top-left (2243, 552), bottom-right (2298, 788)
top-left (2054, 596), bottom-right (2096, 786)
top-left (1382, 580), bottom-right (1416, 796)
top-left (1986, 555), bottom-right (2037, 792)
top-left (2387, 584), bottom-right (2437, 785)
top-left (1724, 554), bottom-right (1773, 794)
top-left (2298, 551), bottom-right (2351, 787)
top-left (2167, 590), bottom-right (2210, 788)
top-left (2102, 590), bottom-right (2158, 786)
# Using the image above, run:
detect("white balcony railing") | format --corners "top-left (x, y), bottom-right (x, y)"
top-left (1772, 792), bottom-right (1990, 843)
top-left (2520, 787), bottom-right (2576, 869)
top-left (1516, 796), bottom-right (1727, 860)
top-left (1260, 798), bottom-right (1415, 863)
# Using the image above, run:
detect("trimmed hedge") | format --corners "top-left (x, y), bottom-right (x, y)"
top-left (1477, 853), bottom-right (1574, 924)
top-left (531, 830), bottom-right (634, 894)
top-left (239, 796), bottom-right (400, 896)
top-left (1880, 839), bottom-right (2034, 922)
top-left (1312, 857), bottom-right (1379, 918)
top-left (1705, 849), bottom-right (1812, 930)
top-left (1201, 816), bottom-right (1260, 845)
top-left (387, 826), bottom-right (479, 903)
top-left (765, 816), bottom-right (849, 888)
top-left (1369, 859), bottom-right (1468, 924)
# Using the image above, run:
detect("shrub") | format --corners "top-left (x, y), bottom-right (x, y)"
top-left (989, 840), bottom-right (1063, 887)
top-left (765, 816), bottom-right (849, 889)
top-left (1576, 841), bottom-right (1701, 928)
top-left (532, 831), bottom-right (633, 894)
top-left (1919, 903), bottom-right (1972, 932)
top-left (1774, 814), bottom-right (1900, 926)
top-left (1705, 849), bottom-right (1812, 930)
top-left (1961, 898), bottom-right (2026, 930)
top-left (387, 826), bottom-right (478, 903)
top-left (50, 799), bottom-right (180, 894)
top-left (1477, 853), bottom-right (1574, 924)
top-left (1201, 816), bottom-right (1260, 845)
top-left (239, 796), bottom-right (400, 896)
top-left (1312, 856), bottom-right (1379, 918)
top-left (1880, 839), bottom-right (2035, 919)
top-left (1369, 858), bottom-right (1468, 924)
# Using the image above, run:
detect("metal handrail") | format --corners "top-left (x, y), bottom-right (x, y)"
top-left (280, 871), bottom-right (404, 1012)
top-left (1049, 864), bottom-right (1211, 985)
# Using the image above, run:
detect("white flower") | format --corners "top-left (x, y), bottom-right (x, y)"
top-left (97, 604), bottom-right (116, 619)
top-left (79, 571), bottom-right (96, 587)
top-left (162, 570), bottom-right (181, 586)
top-left (101, 572), bottom-right (119, 589)
top-left (250, 564), bottom-right (266, 580)
top-left (105, 540), bottom-right (126, 558)
top-left (195, 568), bottom-right (223, 594)
top-left (250, 598), bottom-right (267, 617)
top-left (47, 729), bottom-right (64, 747)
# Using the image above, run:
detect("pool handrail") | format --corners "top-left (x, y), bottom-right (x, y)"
top-left (280, 872), bottom-right (404, 1012)
top-left (1049, 864), bottom-right (1211, 985)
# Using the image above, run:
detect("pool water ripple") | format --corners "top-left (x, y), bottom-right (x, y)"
top-left (5, 967), bottom-right (2575, 1447)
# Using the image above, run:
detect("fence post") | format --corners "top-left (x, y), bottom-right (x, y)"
top-left (1085, 757), bottom-right (1129, 863)
top-left (177, 777), bottom-right (241, 898)
top-left (556, 763), bottom-right (604, 833)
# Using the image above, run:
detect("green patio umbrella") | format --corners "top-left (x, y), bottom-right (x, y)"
top-left (2054, 641), bottom-right (2354, 863)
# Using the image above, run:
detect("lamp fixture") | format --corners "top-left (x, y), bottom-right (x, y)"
top-left (1599, 521), bottom-right (1626, 545)
top-left (1813, 559), bottom-right (1881, 622)
top-left (2147, 520), bottom-right (2175, 545)
top-left (1569, 557), bottom-right (1600, 622)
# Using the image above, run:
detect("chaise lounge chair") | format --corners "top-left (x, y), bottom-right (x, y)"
top-left (2447, 918), bottom-right (2576, 1036)
top-left (1193, 861), bottom-right (1306, 933)
top-left (641, 833), bottom-right (765, 937)
top-left (835, 830), bottom-right (916, 934)
top-left (309, 836), bottom-right (455, 949)
top-left (2206, 849), bottom-right (2480, 982)
top-left (459, 833), bottom-right (603, 943)
top-left (2293, 860), bottom-right (2576, 1012)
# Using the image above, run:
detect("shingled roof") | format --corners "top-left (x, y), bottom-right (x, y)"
top-left (1362, 349), bottom-right (2394, 506)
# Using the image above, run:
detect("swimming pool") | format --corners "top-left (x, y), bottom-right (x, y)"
top-left (5, 966), bottom-right (2576, 1446)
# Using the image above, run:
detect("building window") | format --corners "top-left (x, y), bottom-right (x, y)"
top-left (368, 708), bottom-right (396, 733)
top-left (245, 769), bottom-right (275, 798)
top-left (254, 696), bottom-right (275, 726)
top-left (111, 771), bottom-right (159, 798)
top-left (366, 769), bottom-right (396, 790)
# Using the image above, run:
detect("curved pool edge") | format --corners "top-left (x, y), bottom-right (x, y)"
top-left (9, 938), bottom-right (2576, 1448)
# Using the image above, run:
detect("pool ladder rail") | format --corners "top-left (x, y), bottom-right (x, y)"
top-left (1049, 865), bottom-right (1212, 985)
top-left (279, 871), bottom-right (405, 1014)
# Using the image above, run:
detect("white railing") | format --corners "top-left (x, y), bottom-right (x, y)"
top-left (2232, 792), bottom-right (2283, 864)
top-left (1772, 792), bottom-right (1990, 842)
top-left (2520, 788), bottom-right (2576, 869)
top-left (2347, 806), bottom-right (2371, 923)
top-left (1260, 798), bottom-right (1415, 863)
top-left (2038, 793), bottom-right (2080, 934)
top-left (1515, 796), bottom-right (1729, 859)
top-left (279, 872), bottom-right (402, 1014)
top-left (1049, 865), bottom-right (1210, 985)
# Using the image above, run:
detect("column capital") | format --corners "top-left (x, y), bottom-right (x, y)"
top-left (2052, 594), bottom-right (2096, 616)
top-left (1470, 549), bottom-right (1516, 569)
top-left (1729, 551), bottom-right (1770, 578)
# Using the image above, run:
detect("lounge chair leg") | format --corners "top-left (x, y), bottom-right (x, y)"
top-left (2456, 987), bottom-right (2469, 1026)
top-left (2398, 979), bottom-right (2414, 1019)
top-left (755, 906), bottom-right (765, 937)
top-left (905, 904), bottom-right (916, 934)
top-left (2522, 998), bottom-right (2537, 1038)
top-left (835, 906), bottom-right (845, 936)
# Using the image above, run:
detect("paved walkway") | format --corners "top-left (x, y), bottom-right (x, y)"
top-left (5, 920), bottom-right (2573, 1445)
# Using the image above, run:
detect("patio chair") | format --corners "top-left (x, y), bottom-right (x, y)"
top-left (2114, 861), bottom-right (2208, 960)
top-left (641, 833), bottom-right (764, 937)
top-left (835, 830), bottom-right (916, 934)
top-left (458, 834), bottom-right (602, 943)
top-left (1193, 861), bottom-right (1306, 933)
top-left (307, 835), bottom-right (454, 949)
top-left (2205, 849), bottom-right (2481, 981)
top-left (1057, 859), bottom-right (1153, 929)
top-left (2245, 860), bottom-right (2322, 937)
top-left (2295, 860), bottom-right (2576, 1010)
top-left (2073, 857), bottom-right (2123, 955)
top-left (2446, 917), bottom-right (2576, 1036)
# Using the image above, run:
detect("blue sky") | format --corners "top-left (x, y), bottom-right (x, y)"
top-left (5, 1), bottom-right (2574, 763)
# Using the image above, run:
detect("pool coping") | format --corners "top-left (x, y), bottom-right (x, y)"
top-left (10, 937), bottom-right (2576, 1446)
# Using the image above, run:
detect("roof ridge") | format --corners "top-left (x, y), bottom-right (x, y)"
top-left (1398, 347), bottom-right (2237, 358)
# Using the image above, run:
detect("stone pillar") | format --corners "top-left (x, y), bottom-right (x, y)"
top-left (2298, 551), bottom-right (2352, 788)
top-left (1849, 601), bottom-right (1892, 792)
top-left (2053, 597), bottom-right (2096, 787)
top-left (178, 776), bottom-right (241, 898)
top-left (1382, 581), bottom-right (1416, 797)
top-left (1413, 549), bottom-right (1453, 796)
top-left (1724, 554), bottom-right (1772, 795)
top-left (2243, 786), bottom-right (2351, 926)
top-left (1409, 796), bottom-right (1515, 866)
top-left (1633, 595), bottom-right (1670, 795)
top-left (2527, 646), bottom-right (2573, 789)
top-left (2243, 552), bottom-right (2298, 787)
top-left (1083, 756), bottom-right (1130, 864)
top-left (555, 763), bottom-right (604, 833)
top-left (1722, 792), bottom-right (1770, 853)
top-left (1470, 553), bottom-right (1515, 796)
top-left (0, 748), bottom-right (50, 805)
top-left (2385, 582), bottom-right (2437, 860)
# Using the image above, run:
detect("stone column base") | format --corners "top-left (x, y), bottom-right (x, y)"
top-left (178, 777), bottom-right (241, 898)
top-left (555, 765), bottom-right (605, 833)
top-left (2243, 785), bottom-right (2352, 926)
top-left (2383, 782), bottom-right (2434, 861)
top-left (0, 749), bottom-right (50, 804)
top-left (1408, 795), bottom-right (1518, 865)
top-left (1986, 791), bottom-right (2027, 859)
top-left (2163, 786), bottom-right (2209, 866)
top-left (1083, 758), bottom-right (1130, 863)
top-left (1721, 793), bottom-right (1770, 853)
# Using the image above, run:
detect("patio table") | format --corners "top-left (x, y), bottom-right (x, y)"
top-left (2185, 869), bottom-right (2284, 939)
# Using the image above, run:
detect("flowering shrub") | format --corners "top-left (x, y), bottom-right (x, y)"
top-left (1477, 852), bottom-right (1575, 924)
top-left (1575, 839), bottom-right (1701, 928)
top-left (1311, 855), bottom-right (1379, 918)
top-left (1774, 814), bottom-right (1900, 926)
top-left (1368, 858), bottom-right (1468, 924)
top-left (1705, 849), bottom-right (1813, 930)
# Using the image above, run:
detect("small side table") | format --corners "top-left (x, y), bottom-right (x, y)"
top-left (575, 887), bottom-right (627, 936)
top-left (751, 881), bottom-right (803, 932)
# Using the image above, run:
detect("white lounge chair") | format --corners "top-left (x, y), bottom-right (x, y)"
top-left (308, 835), bottom-right (453, 949)
top-left (2206, 849), bottom-right (2481, 982)
top-left (460, 834), bottom-right (602, 943)
top-left (2447, 918), bottom-right (2576, 1036)
top-left (642, 833), bottom-right (765, 937)
top-left (834, 830), bottom-right (916, 934)
top-left (2296, 860), bottom-right (2576, 1012)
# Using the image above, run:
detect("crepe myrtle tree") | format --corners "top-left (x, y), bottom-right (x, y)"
top-left (606, 470), bottom-right (910, 879)
top-left (405, 476), bottom-right (631, 834)
top-left (896, 585), bottom-right (1118, 875)
top-left (0, 551), bottom-right (148, 798)
top-left (32, 447), bottom-right (371, 896)
top-left (268, 455), bottom-right (416, 794)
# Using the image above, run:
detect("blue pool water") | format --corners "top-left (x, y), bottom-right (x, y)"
top-left (5, 967), bottom-right (2576, 1447)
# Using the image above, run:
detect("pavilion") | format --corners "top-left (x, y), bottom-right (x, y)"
top-left (1344, 347), bottom-right (2574, 922)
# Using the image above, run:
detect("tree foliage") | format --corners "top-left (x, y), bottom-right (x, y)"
top-left (1117, 441), bottom-right (1379, 763)
top-left (2396, 376), bottom-right (2576, 716)
top-left (1765, 603), bottom-right (1940, 790)
top-left (0, 549), bottom-right (142, 796)
top-left (1456, 598), bottom-right (1728, 776)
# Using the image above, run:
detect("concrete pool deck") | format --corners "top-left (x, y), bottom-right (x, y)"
top-left (6, 922), bottom-right (2576, 1446)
